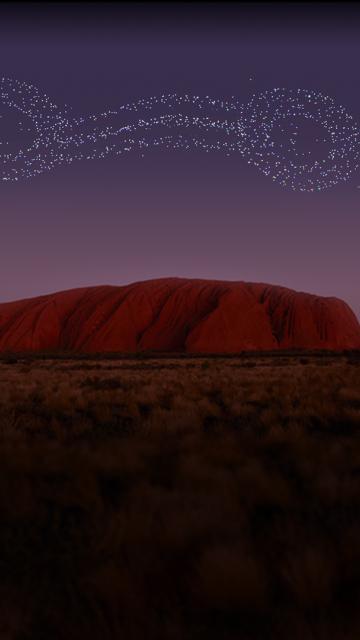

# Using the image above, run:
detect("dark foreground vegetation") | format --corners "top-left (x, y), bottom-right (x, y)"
top-left (0, 351), bottom-right (359, 639)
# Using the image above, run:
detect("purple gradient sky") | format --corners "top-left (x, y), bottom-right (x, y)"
top-left (0, 2), bottom-right (359, 318)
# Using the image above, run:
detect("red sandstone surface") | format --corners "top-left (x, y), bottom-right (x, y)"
top-left (0, 278), bottom-right (359, 353)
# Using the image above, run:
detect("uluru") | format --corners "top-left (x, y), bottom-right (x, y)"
top-left (0, 278), bottom-right (359, 353)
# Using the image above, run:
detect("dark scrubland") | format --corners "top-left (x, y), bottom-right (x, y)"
top-left (0, 351), bottom-right (359, 640)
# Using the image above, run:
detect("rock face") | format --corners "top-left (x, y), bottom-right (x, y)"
top-left (0, 278), bottom-right (359, 353)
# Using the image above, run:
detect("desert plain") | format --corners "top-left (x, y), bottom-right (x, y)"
top-left (0, 350), bottom-right (359, 639)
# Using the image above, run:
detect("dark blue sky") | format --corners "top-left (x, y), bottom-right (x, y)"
top-left (0, 2), bottom-right (359, 318)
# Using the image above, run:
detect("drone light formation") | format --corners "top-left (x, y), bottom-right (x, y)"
top-left (0, 77), bottom-right (359, 191)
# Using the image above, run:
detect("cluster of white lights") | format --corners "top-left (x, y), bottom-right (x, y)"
top-left (0, 77), bottom-right (359, 191)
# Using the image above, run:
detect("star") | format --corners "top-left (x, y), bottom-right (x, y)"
top-left (0, 77), bottom-right (359, 191)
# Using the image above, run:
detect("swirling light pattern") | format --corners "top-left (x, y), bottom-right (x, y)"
top-left (0, 77), bottom-right (359, 191)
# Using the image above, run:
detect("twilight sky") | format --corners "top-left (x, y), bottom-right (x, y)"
top-left (0, 1), bottom-right (359, 319)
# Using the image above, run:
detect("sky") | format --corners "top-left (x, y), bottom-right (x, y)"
top-left (0, 1), bottom-right (359, 319)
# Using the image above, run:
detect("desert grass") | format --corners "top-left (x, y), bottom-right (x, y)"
top-left (0, 353), bottom-right (359, 639)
